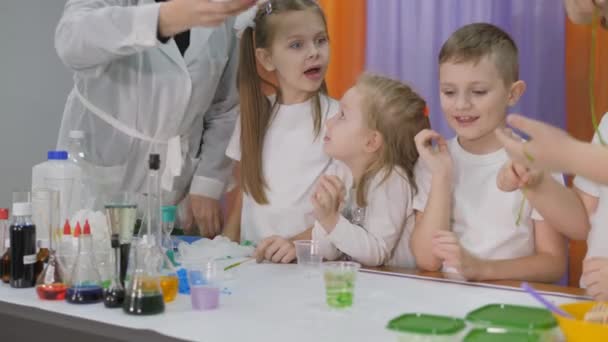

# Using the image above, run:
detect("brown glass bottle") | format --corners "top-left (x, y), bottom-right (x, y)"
top-left (1, 240), bottom-right (10, 284)
top-left (34, 242), bottom-right (50, 281)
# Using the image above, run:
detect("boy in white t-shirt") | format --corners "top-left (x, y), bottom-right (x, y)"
top-left (410, 23), bottom-right (567, 283)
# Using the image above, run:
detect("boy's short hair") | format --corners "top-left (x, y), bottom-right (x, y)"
top-left (439, 23), bottom-right (519, 85)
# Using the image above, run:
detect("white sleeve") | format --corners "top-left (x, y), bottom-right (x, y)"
top-left (55, 0), bottom-right (160, 73)
top-left (225, 115), bottom-right (241, 161)
top-left (323, 173), bottom-right (411, 266)
top-left (412, 161), bottom-right (431, 212)
top-left (312, 222), bottom-right (343, 261)
top-left (531, 172), bottom-right (566, 220)
top-left (190, 33), bottom-right (240, 199)
top-left (572, 113), bottom-right (608, 198)
top-left (574, 176), bottom-right (601, 198)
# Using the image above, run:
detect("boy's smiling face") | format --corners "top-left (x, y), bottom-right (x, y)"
top-left (439, 55), bottom-right (525, 152)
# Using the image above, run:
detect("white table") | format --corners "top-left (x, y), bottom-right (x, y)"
top-left (0, 264), bottom-right (586, 341)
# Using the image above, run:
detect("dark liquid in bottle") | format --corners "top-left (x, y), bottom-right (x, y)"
top-left (1, 249), bottom-right (10, 283)
top-left (119, 243), bottom-right (130, 285)
top-left (10, 223), bottom-right (36, 288)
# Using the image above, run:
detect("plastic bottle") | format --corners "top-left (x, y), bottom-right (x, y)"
top-left (10, 202), bottom-right (36, 288)
top-left (32, 151), bottom-right (83, 226)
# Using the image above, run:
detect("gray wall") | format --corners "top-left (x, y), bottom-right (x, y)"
top-left (0, 1), bottom-right (72, 209)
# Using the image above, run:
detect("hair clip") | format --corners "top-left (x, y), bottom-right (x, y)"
top-left (265, 1), bottom-right (273, 15)
top-left (423, 106), bottom-right (430, 117)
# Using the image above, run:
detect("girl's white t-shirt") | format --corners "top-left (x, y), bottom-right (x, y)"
top-left (226, 94), bottom-right (339, 243)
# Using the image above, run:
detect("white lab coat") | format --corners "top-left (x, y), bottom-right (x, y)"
top-left (54, 0), bottom-right (238, 205)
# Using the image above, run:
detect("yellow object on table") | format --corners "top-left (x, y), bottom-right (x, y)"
top-left (555, 302), bottom-right (608, 342)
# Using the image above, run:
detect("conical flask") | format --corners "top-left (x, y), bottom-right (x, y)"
top-left (123, 154), bottom-right (165, 315)
top-left (66, 220), bottom-right (103, 304)
top-left (103, 201), bottom-right (137, 308)
top-left (35, 203), bottom-right (66, 300)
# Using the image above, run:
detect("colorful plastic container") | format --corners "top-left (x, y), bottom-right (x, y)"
top-left (466, 304), bottom-right (559, 340)
top-left (555, 302), bottom-right (608, 342)
top-left (387, 313), bottom-right (466, 341)
top-left (464, 328), bottom-right (541, 342)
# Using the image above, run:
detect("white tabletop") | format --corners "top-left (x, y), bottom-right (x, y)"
top-left (0, 264), bottom-right (582, 341)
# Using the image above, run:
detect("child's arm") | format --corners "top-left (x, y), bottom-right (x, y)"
top-left (411, 177), bottom-right (452, 271)
top-left (313, 173), bottom-right (411, 266)
top-left (497, 160), bottom-right (593, 241)
top-left (289, 227), bottom-right (312, 241)
top-left (575, 187), bottom-right (599, 215)
top-left (436, 220), bottom-right (566, 282)
top-left (482, 220), bottom-right (567, 282)
top-left (496, 114), bottom-right (608, 185)
top-left (524, 174), bottom-right (590, 241)
top-left (312, 225), bottom-right (344, 261)
top-left (410, 130), bottom-right (453, 271)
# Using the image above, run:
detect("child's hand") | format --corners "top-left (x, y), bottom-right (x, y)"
top-left (432, 231), bottom-right (484, 281)
top-left (311, 175), bottom-right (345, 232)
top-left (254, 235), bottom-right (296, 264)
top-left (582, 257), bottom-right (608, 301)
top-left (495, 114), bottom-right (577, 172)
top-left (497, 161), bottom-right (544, 192)
top-left (414, 129), bottom-right (452, 175)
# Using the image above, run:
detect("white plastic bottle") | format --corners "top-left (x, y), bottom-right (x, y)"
top-left (32, 150), bottom-right (83, 226)
top-left (66, 130), bottom-right (95, 209)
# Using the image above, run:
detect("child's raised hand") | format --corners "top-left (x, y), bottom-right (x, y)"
top-left (311, 175), bottom-right (345, 232)
top-left (254, 235), bottom-right (296, 264)
top-left (582, 257), bottom-right (608, 301)
top-left (414, 129), bottom-right (452, 175)
top-left (497, 160), bottom-right (544, 192)
top-left (432, 230), bottom-right (484, 281)
top-left (495, 115), bottom-right (575, 172)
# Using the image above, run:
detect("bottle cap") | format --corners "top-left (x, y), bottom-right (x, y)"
top-left (12, 202), bottom-right (32, 216)
top-left (73, 222), bottom-right (82, 238)
top-left (162, 206), bottom-right (177, 223)
top-left (149, 154), bottom-right (160, 170)
top-left (38, 239), bottom-right (49, 249)
top-left (69, 130), bottom-right (85, 139)
top-left (0, 208), bottom-right (8, 220)
top-left (83, 220), bottom-right (91, 235)
top-left (63, 219), bottom-right (71, 235)
top-left (47, 150), bottom-right (68, 160)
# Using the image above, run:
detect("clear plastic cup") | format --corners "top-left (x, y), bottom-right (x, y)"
top-left (323, 261), bottom-right (361, 309)
top-left (185, 260), bottom-right (221, 311)
top-left (294, 240), bottom-right (322, 267)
